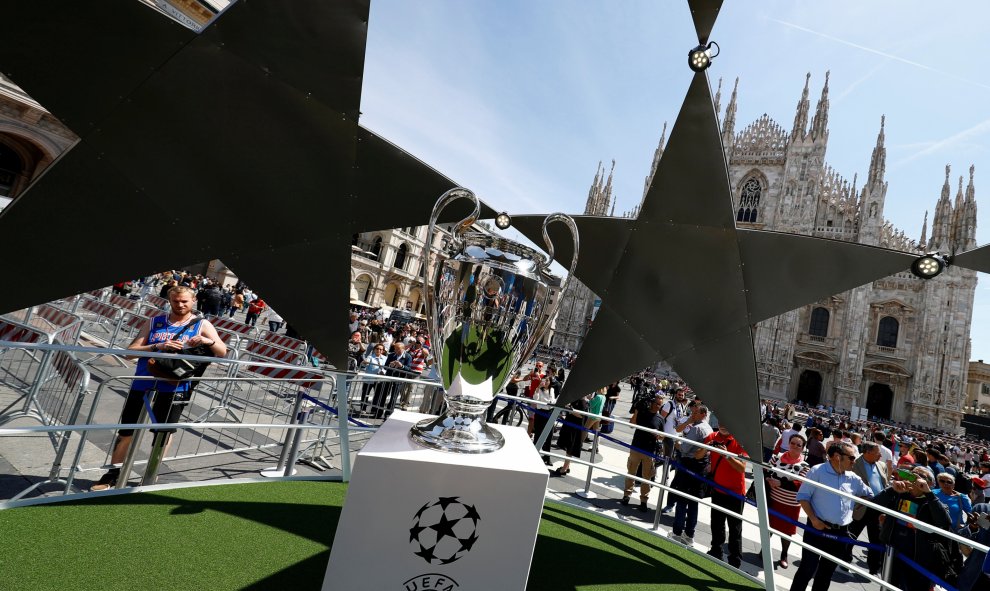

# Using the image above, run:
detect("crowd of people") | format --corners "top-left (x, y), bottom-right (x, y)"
top-left (523, 373), bottom-right (990, 591)
top-left (118, 271), bottom-right (286, 333)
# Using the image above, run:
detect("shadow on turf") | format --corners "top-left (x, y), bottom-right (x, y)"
top-left (53, 488), bottom-right (757, 590)
top-left (58, 490), bottom-right (344, 588)
top-left (530, 504), bottom-right (759, 591)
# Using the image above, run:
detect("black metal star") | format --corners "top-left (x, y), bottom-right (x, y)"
top-left (0, 0), bottom-right (492, 369)
top-left (511, 0), bottom-right (922, 454)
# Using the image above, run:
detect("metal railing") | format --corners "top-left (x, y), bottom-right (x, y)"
top-left (0, 341), bottom-right (443, 503)
top-left (0, 347), bottom-right (980, 591)
top-left (523, 394), bottom-right (984, 591)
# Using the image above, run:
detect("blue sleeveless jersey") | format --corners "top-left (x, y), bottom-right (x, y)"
top-left (134, 315), bottom-right (204, 392)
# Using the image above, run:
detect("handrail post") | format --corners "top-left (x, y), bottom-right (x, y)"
top-left (577, 428), bottom-right (600, 499)
top-left (881, 544), bottom-right (895, 583)
top-left (535, 406), bottom-right (562, 451)
top-left (115, 395), bottom-right (151, 489)
top-left (141, 430), bottom-right (169, 486)
top-left (261, 389), bottom-right (305, 477)
top-left (336, 373), bottom-right (352, 481)
top-left (282, 390), bottom-right (308, 478)
top-left (654, 453), bottom-right (672, 527)
top-left (752, 464), bottom-right (777, 591)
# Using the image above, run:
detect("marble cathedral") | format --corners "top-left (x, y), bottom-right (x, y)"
top-left (556, 72), bottom-right (978, 431)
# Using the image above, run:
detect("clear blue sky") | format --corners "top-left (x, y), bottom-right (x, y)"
top-left (360, 1), bottom-right (990, 360)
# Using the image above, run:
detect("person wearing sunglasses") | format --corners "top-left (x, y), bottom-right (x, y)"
top-left (789, 442), bottom-right (873, 591)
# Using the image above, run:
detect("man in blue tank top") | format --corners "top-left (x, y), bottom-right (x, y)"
top-left (91, 286), bottom-right (226, 491)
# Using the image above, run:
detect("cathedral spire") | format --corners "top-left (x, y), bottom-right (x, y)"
top-left (867, 115), bottom-right (886, 189)
top-left (714, 77), bottom-right (723, 120)
top-left (919, 210), bottom-right (928, 247)
top-left (644, 122), bottom-right (667, 201)
top-left (721, 77), bottom-right (738, 154)
top-left (585, 161), bottom-right (603, 215)
top-left (810, 70), bottom-right (830, 140)
top-left (951, 174), bottom-right (965, 248)
top-left (791, 72), bottom-right (810, 141)
top-left (964, 165), bottom-right (978, 246)
top-left (930, 164), bottom-right (953, 250)
top-left (603, 159), bottom-right (615, 215)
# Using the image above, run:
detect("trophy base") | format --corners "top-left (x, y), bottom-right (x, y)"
top-left (409, 413), bottom-right (506, 454)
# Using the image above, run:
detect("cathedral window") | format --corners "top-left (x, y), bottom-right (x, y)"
top-left (371, 236), bottom-right (383, 259)
top-left (876, 316), bottom-right (899, 348)
top-left (736, 178), bottom-right (762, 224)
top-left (808, 307), bottom-right (829, 337)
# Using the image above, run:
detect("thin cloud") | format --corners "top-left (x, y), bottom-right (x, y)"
top-left (893, 117), bottom-right (990, 166)
top-left (770, 18), bottom-right (990, 92)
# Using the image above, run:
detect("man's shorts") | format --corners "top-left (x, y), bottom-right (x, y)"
top-left (119, 387), bottom-right (191, 435)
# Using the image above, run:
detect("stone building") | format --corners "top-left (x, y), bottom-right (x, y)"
top-left (549, 160), bottom-right (617, 351)
top-left (0, 74), bottom-right (76, 212)
top-left (702, 72), bottom-right (977, 431)
top-left (965, 360), bottom-right (990, 415)
top-left (351, 225), bottom-right (440, 315)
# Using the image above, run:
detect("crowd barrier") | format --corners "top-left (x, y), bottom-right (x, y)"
top-left (258, 330), bottom-right (306, 352)
top-left (0, 342), bottom-right (365, 500)
top-left (514, 394), bottom-right (985, 591)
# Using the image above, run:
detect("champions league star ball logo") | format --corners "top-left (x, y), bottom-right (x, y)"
top-left (409, 497), bottom-right (481, 565)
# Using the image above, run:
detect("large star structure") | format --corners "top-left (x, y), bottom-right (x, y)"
top-left (0, 0), bottom-right (492, 369)
top-left (512, 0), bottom-right (931, 454)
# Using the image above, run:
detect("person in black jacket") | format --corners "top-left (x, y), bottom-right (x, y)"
top-left (873, 466), bottom-right (954, 591)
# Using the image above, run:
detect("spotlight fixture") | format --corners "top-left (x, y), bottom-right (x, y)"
top-left (910, 252), bottom-right (950, 279)
top-left (495, 212), bottom-right (512, 230)
top-left (687, 41), bottom-right (719, 72)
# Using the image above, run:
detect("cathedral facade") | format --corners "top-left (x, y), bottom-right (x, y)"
top-left (719, 73), bottom-right (977, 432)
top-left (555, 72), bottom-right (978, 432)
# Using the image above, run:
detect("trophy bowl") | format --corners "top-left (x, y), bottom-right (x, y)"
top-left (410, 188), bottom-right (578, 453)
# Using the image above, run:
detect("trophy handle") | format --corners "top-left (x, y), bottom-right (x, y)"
top-left (530, 213), bottom-right (580, 354)
top-left (425, 188), bottom-right (480, 355)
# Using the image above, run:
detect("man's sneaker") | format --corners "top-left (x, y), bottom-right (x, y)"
top-left (669, 533), bottom-right (685, 544)
top-left (620, 496), bottom-right (630, 506)
top-left (707, 547), bottom-right (723, 561)
top-left (660, 505), bottom-right (674, 515)
top-left (682, 534), bottom-right (694, 546)
top-left (638, 501), bottom-right (648, 513)
top-left (728, 556), bottom-right (742, 569)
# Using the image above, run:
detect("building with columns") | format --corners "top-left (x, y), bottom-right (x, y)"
top-left (351, 225), bottom-right (440, 315)
top-left (965, 360), bottom-right (990, 415)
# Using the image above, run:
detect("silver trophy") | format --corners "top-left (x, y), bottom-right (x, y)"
top-left (410, 188), bottom-right (579, 453)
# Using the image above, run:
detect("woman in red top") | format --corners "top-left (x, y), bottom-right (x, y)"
top-left (766, 433), bottom-right (810, 569)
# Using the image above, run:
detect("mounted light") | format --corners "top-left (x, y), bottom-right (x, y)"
top-left (495, 212), bottom-right (511, 230)
top-left (688, 41), bottom-right (719, 72)
top-left (910, 252), bottom-right (950, 279)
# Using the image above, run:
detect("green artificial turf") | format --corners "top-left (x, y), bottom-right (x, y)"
top-left (0, 481), bottom-right (759, 591)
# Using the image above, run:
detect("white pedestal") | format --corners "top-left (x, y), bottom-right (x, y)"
top-left (323, 411), bottom-right (549, 591)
